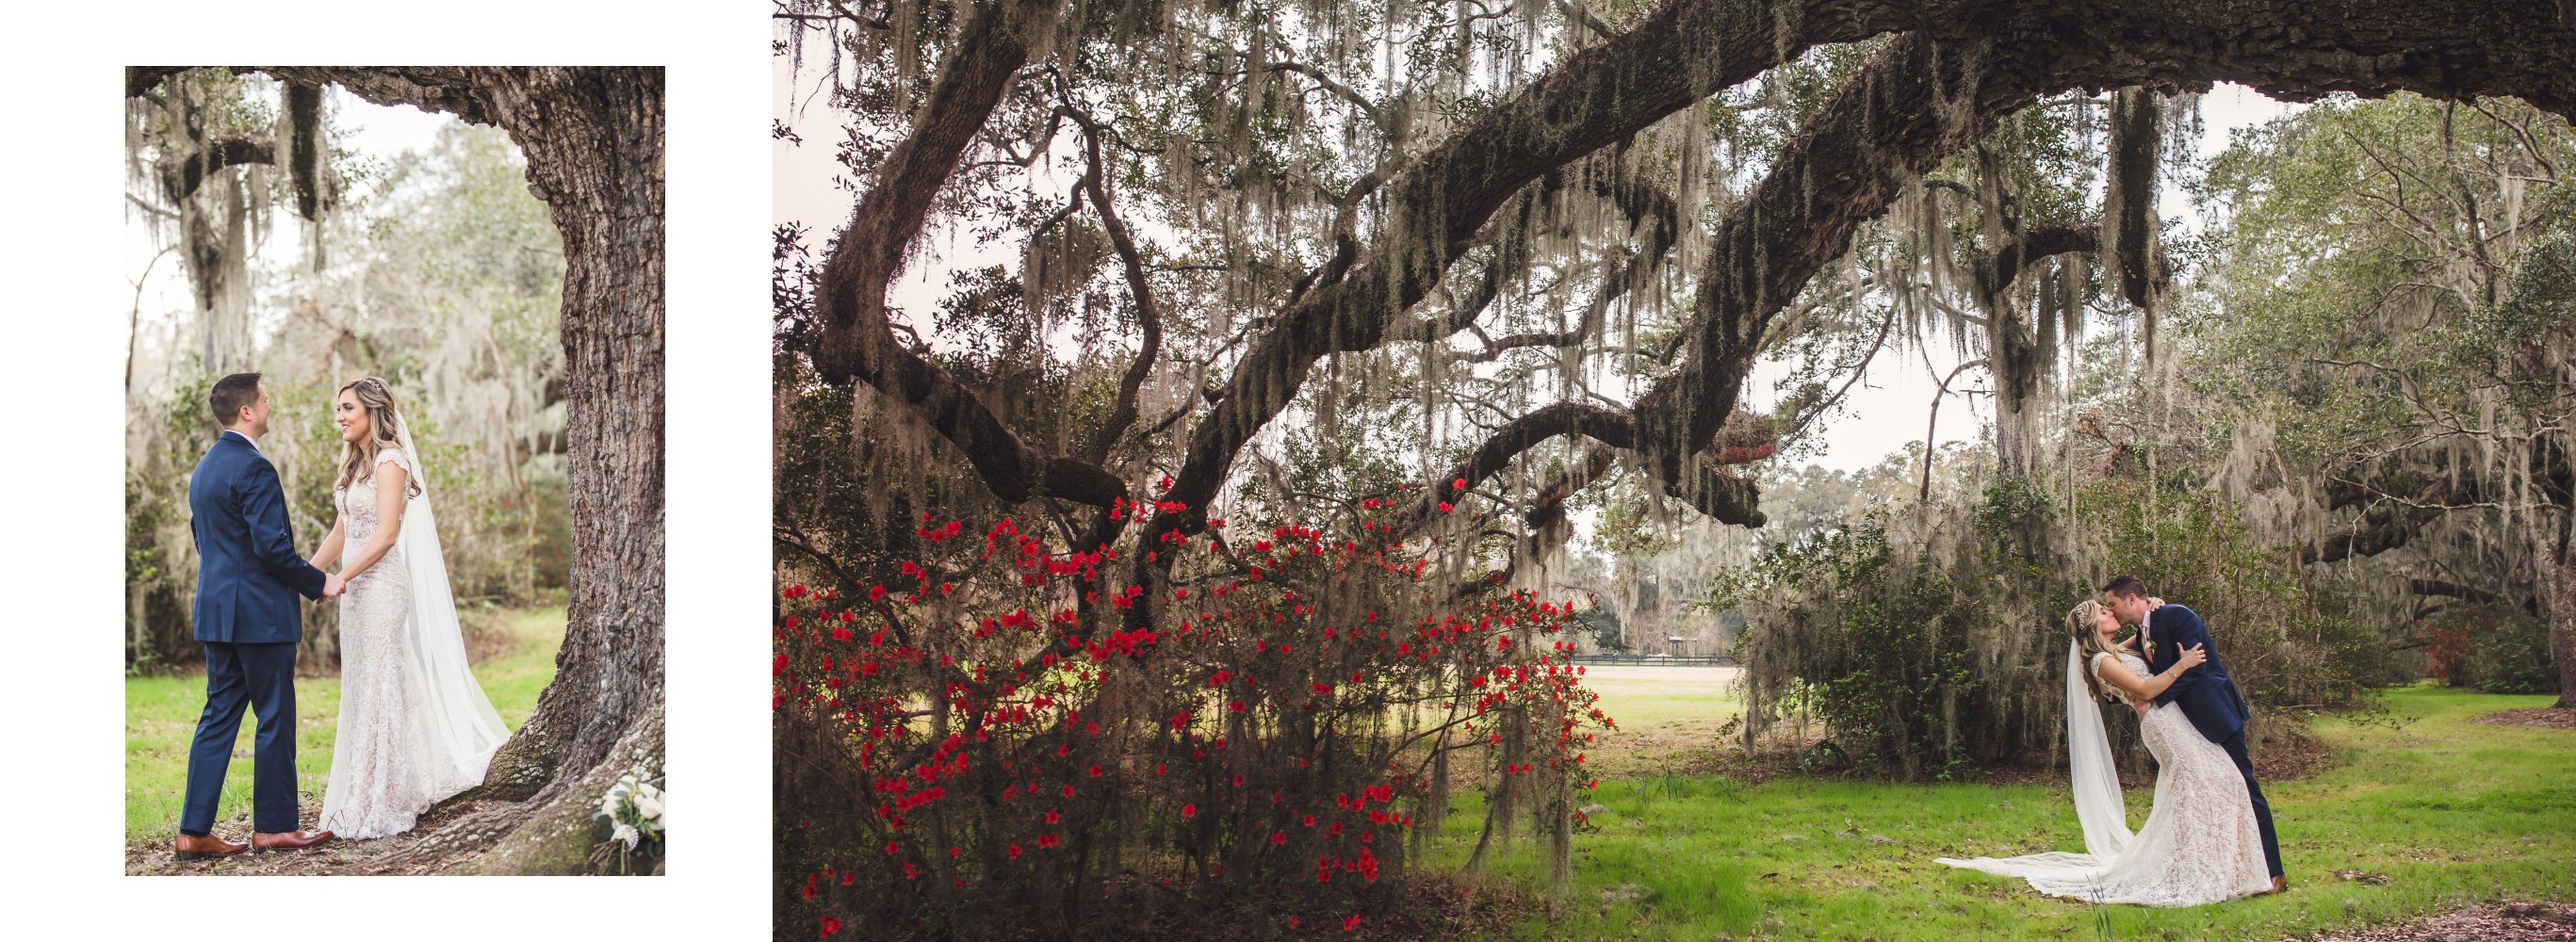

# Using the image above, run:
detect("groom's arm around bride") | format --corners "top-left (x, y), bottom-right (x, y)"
top-left (2144, 602), bottom-right (2246, 737)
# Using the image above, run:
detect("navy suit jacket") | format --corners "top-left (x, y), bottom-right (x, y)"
top-left (189, 431), bottom-right (328, 643)
top-left (2144, 603), bottom-right (2250, 743)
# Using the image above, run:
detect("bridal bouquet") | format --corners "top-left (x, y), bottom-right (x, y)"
top-left (593, 763), bottom-right (665, 872)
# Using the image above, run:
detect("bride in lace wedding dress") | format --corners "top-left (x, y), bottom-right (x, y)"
top-left (1935, 599), bottom-right (2273, 906)
top-left (308, 378), bottom-right (513, 839)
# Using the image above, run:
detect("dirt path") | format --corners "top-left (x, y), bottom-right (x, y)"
top-left (126, 801), bottom-right (507, 875)
top-left (2314, 901), bottom-right (2575, 941)
top-left (2476, 706), bottom-right (2576, 729)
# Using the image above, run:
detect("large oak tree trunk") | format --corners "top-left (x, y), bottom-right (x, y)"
top-left (144, 65), bottom-right (669, 873)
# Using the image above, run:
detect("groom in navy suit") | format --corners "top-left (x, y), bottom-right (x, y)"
top-left (175, 373), bottom-right (339, 860)
top-left (2104, 576), bottom-right (2287, 894)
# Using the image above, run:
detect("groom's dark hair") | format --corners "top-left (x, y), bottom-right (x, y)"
top-left (2101, 576), bottom-right (2145, 599)
top-left (210, 372), bottom-right (263, 428)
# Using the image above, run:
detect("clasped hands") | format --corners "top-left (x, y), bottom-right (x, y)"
top-left (310, 558), bottom-right (348, 601)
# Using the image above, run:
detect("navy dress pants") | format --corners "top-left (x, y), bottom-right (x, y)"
top-left (179, 642), bottom-right (301, 835)
top-left (2215, 727), bottom-right (2284, 878)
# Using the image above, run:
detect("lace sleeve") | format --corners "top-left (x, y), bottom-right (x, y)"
top-left (2090, 652), bottom-right (2128, 704)
top-left (374, 447), bottom-right (414, 476)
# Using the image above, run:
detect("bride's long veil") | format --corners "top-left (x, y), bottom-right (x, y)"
top-left (1934, 642), bottom-right (2133, 881)
top-left (392, 424), bottom-right (513, 799)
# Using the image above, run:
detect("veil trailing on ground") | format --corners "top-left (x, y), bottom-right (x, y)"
top-left (391, 422), bottom-right (513, 800)
top-left (1934, 642), bottom-right (2134, 883)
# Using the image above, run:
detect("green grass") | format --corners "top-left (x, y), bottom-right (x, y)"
top-left (1572, 667), bottom-right (1746, 731)
top-left (1421, 683), bottom-right (2572, 940)
top-left (124, 606), bottom-right (563, 846)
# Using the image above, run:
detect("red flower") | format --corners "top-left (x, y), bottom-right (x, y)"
top-left (1181, 803), bottom-right (1197, 819)
top-left (819, 914), bottom-right (841, 938)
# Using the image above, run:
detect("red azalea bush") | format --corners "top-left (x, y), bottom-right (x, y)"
top-left (775, 484), bottom-right (1613, 939)
top-left (2423, 619), bottom-right (2474, 686)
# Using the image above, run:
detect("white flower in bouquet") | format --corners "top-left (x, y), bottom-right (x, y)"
top-left (590, 762), bottom-right (665, 871)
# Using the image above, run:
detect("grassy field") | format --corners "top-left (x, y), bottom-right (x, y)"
top-left (1420, 669), bottom-right (2572, 940)
top-left (123, 606), bottom-right (563, 846)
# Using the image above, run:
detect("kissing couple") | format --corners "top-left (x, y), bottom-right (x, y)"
top-left (172, 373), bottom-right (512, 862)
top-left (1938, 577), bottom-right (2288, 905)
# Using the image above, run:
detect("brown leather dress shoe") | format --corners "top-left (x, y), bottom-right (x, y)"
top-left (174, 832), bottom-right (249, 862)
top-left (252, 829), bottom-right (335, 853)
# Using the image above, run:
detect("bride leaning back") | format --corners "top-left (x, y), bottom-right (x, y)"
top-left (1934, 599), bottom-right (2273, 906)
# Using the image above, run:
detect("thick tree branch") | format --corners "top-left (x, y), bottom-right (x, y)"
top-left (795, 1), bottom-right (1121, 508)
top-left (1073, 114), bottom-right (1164, 466)
top-left (807, 0), bottom-right (1064, 384)
top-left (249, 67), bottom-right (493, 124)
top-left (1978, 223), bottom-right (2098, 304)
top-left (125, 66), bottom-right (191, 98)
top-left (157, 136), bottom-right (275, 203)
top-left (2410, 578), bottom-right (2504, 604)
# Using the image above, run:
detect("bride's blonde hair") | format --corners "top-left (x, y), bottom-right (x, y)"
top-left (2065, 599), bottom-right (2115, 703)
top-left (335, 377), bottom-right (423, 499)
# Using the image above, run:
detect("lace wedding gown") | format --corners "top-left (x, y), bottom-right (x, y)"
top-left (318, 447), bottom-right (506, 838)
top-left (1937, 651), bottom-right (2272, 906)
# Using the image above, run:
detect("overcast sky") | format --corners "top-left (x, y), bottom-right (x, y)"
top-left (772, 61), bottom-right (2299, 475)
